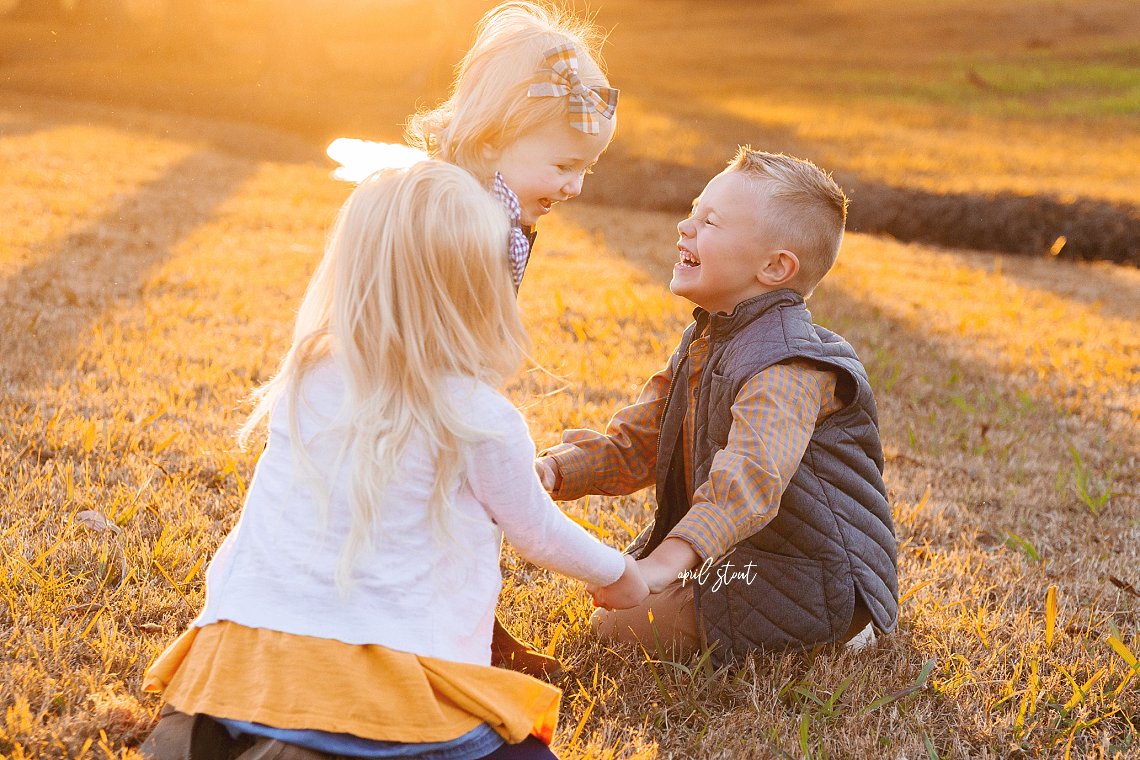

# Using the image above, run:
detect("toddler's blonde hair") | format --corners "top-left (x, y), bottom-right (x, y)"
top-left (239, 161), bottom-right (527, 585)
top-left (727, 147), bottom-right (848, 297)
top-left (406, 1), bottom-right (611, 182)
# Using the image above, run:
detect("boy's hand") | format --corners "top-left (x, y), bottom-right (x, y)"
top-left (587, 555), bottom-right (649, 610)
top-left (534, 456), bottom-right (561, 493)
top-left (636, 537), bottom-right (701, 594)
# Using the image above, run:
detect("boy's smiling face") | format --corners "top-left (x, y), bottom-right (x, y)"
top-left (671, 171), bottom-right (774, 314)
top-left (492, 117), bottom-right (614, 226)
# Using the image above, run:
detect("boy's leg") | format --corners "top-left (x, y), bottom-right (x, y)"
top-left (591, 581), bottom-right (700, 657)
top-left (491, 615), bottom-right (565, 680)
top-left (594, 588), bottom-right (875, 657)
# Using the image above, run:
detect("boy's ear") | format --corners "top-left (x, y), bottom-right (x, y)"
top-left (757, 249), bottom-right (799, 287)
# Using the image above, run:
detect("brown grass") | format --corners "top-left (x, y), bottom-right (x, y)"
top-left (2, 85), bottom-right (1137, 758)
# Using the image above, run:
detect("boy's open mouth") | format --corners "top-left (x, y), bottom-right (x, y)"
top-left (678, 248), bottom-right (700, 268)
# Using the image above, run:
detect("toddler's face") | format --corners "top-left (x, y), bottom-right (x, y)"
top-left (671, 171), bottom-right (771, 314)
top-left (493, 117), bottom-right (614, 226)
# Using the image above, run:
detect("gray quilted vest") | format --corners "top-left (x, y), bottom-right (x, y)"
top-left (638, 289), bottom-right (898, 665)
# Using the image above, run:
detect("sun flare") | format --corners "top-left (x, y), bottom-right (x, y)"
top-left (325, 138), bottom-right (428, 183)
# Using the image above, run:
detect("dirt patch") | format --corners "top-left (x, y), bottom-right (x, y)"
top-left (580, 151), bottom-right (1140, 266)
top-left (840, 177), bottom-right (1140, 266)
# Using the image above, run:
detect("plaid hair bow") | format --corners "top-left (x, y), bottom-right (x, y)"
top-left (527, 43), bottom-right (618, 135)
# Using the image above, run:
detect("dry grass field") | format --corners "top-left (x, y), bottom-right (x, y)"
top-left (2, 0), bottom-right (1136, 261)
top-left (602, 0), bottom-right (1140, 202)
top-left (1, 1), bottom-right (1138, 758)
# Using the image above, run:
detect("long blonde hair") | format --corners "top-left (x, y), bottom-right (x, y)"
top-left (406, 1), bottom-right (611, 183)
top-left (239, 161), bottom-right (529, 584)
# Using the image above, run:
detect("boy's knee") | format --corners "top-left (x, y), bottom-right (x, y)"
top-left (590, 585), bottom-right (701, 656)
top-left (589, 606), bottom-right (641, 646)
top-left (589, 607), bottom-right (616, 640)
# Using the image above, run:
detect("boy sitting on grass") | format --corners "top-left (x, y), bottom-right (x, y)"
top-left (536, 148), bottom-right (899, 665)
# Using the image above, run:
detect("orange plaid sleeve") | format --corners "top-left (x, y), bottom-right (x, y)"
top-left (542, 362), bottom-right (672, 501)
top-left (668, 361), bottom-right (839, 561)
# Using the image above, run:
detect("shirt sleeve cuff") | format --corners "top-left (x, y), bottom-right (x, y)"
top-left (666, 504), bottom-right (739, 562)
top-left (538, 443), bottom-right (592, 501)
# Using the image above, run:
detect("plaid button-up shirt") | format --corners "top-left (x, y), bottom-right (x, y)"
top-left (543, 330), bottom-right (843, 562)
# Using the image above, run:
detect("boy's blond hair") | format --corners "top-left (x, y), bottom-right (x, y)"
top-left (727, 147), bottom-right (848, 297)
top-left (406, 1), bottom-right (611, 183)
top-left (239, 161), bottom-right (527, 586)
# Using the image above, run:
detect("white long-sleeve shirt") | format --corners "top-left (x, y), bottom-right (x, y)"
top-left (194, 360), bottom-right (625, 665)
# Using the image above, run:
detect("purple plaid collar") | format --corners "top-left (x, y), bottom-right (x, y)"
top-left (490, 172), bottom-right (531, 291)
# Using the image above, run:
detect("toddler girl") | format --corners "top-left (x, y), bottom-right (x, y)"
top-left (140, 162), bottom-right (647, 760)
top-left (407, 0), bottom-right (618, 292)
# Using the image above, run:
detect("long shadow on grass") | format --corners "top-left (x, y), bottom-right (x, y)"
top-left (933, 249), bottom-right (1140, 322)
top-left (0, 149), bottom-right (258, 389)
top-left (582, 146), bottom-right (1140, 268)
top-left (0, 117), bottom-right (58, 140)
top-left (1, 89), bottom-right (325, 165)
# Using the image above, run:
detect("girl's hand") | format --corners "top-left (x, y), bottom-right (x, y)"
top-left (534, 457), bottom-right (561, 492)
top-left (587, 555), bottom-right (649, 610)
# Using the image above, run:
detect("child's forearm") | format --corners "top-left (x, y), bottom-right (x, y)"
top-left (541, 439), bottom-right (655, 500)
top-left (636, 537), bottom-right (701, 593)
top-left (541, 363), bottom-right (672, 500)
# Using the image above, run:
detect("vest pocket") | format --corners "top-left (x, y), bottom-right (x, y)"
top-left (701, 542), bottom-right (833, 653)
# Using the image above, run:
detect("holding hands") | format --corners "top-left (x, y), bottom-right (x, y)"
top-left (537, 458), bottom-right (699, 610)
top-left (536, 457), bottom-right (650, 609)
top-left (587, 555), bottom-right (649, 610)
top-left (634, 537), bottom-right (700, 594)
top-left (591, 539), bottom-right (702, 610)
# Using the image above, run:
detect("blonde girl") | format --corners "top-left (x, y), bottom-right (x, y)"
top-left (407, 0), bottom-right (618, 292)
top-left (140, 161), bottom-right (646, 760)
top-left (406, 0), bottom-right (620, 677)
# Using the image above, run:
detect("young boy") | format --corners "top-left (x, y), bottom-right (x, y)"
top-left (536, 148), bottom-right (899, 665)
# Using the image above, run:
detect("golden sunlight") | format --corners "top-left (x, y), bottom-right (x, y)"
top-left (325, 138), bottom-right (428, 183)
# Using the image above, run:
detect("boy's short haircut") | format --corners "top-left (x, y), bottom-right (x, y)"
top-left (727, 147), bottom-right (848, 297)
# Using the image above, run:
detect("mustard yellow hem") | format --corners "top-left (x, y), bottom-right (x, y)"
top-left (143, 622), bottom-right (560, 745)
